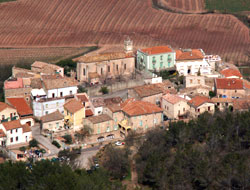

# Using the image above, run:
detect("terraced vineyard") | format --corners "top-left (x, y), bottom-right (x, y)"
top-left (0, 0), bottom-right (249, 63)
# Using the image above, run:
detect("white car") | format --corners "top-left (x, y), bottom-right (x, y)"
top-left (115, 141), bottom-right (125, 146)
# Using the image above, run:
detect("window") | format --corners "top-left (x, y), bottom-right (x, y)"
top-left (167, 106), bottom-right (169, 110)
top-left (16, 137), bottom-right (18, 142)
top-left (114, 118), bottom-right (117, 122)
top-left (124, 64), bottom-right (126, 70)
top-left (178, 110), bottom-right (180, 115)
top-left (56, 102), bottom-right (59, 107)
top-left (16, 129), bottom-right (18, 133)
top-left (45, 104), bottom-right (48, 108)
top-left (52, 93), bottom-right (55, 98)
top-left (83, 68), bottom-right (86, 76)
top-left (190, 79), bottom-right (193, 84)
top-left (45, 111), bottom-right (49, 115)
top-left (160, 62), bottom-right (163, 68)
top-left (183, 108), bottom-right (185, 112)
top-left (226, 103), bottom-right (228, 107)
top-left (235, 90), bottom-right (237, 93)
top-left (70, 91), bottom-right (72, 95)
top-left (198, 79), bottom-right (200, 84)
top-left (10, 130), bottom-right (12, 134)
top-left (114, 125), bottom-right (118, 130)
top-left (217, 103), bottom-right (220, 106)
top-left (108, 66), bottom-right (110, 72)
top-left (153, 64), bottom-right (156, 69)
top-left (2, 115), bottom-right (4, 120)
top-left (116, 65), bottom-right (119, 71)
top-left (25, 136), bottom-right (28, 142)
top-left (160, 55), bottom-right (163, 60)
top-left (56, 122), bottom-right (59, 128)
top-left (152, 56), bottom-right (156, 62)
top-left (165, 105), bottom-right (166, 109)
top-left (153, 118), bottom-right (157, 124)
top-left (10, 138), bottom-right (13, 143)
top-left (140, 120), bottom-right (143, 126)
top-left (197, 109), bottom-right (200, 113)
top-left (208, 106), bottom-right (210, 111)
top-left (60, 92), bottom-right (63, 97)
top-left (106, 126), bottom-right (110, 132)
top-left (97, 126), bottom-right (101, 134)
top-left (101, 68), bottom-right (103, 75)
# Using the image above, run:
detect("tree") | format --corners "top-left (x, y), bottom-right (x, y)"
top-left (19, 146), bottom-right (26, 152)
top-left (101, 145), bottom-right (129, 180)
top-left (52, 140), bottom-right (61, 148)
top-left (29, 139), bottom-right (38, 147)
top-left (63, 134), bottom-right (73, 144)
top-left (75, 125), bottom-right (93, 143)
top-left (209, 90), bottom-right (216, 98)
top-left (99, 86), bottom-right (109, 94)
top-left (77, 85), bottom-right (88, 93)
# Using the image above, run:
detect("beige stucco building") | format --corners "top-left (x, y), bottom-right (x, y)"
top-left (0, 102), bottom-right (19, 123)
top-left (211, 98), bottom-right (234, 111)
top-left (188, 96), bottom-right (215, 117)
top-left (161, 94), bottom-right (189, 119)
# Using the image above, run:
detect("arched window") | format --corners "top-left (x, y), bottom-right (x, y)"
top-left (83, 68), bottom-right (86, 76)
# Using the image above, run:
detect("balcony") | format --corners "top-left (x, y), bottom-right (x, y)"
top-left (118, 120), bottom-right (132, 136)
top-left (1, 118), bottom-right (9, 123)
top-left (11, 116), bottom-right (18, 121)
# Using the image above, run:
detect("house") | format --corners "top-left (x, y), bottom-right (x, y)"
top-left (40, 110), bottom-right (65, 135)
top-left (4, 77), bottom-right (32, 103)
top-left (42, 77), bottom-right (78, 98)
top-left (90, 97), bottom-right (105, 116)
top-left (137, 46), bottom-right (175, 71)
top-left (233, 99), bottom-right (250, 112)
top-left (220, 68), bottom-right (242, 79)
top-left (104, 97), bottom-right (123, 105)
top-left (0, 102), bottom-right (19, 123)
top-left (83, 114), bottom-right (119, 144)
top-left (128, 84), bottom-right (164, 105)
top-left (179, 85), bottom-right (211, 97)
top-left (204, 55), bottom-right (221, 71)
top-left (185, 75), bottom-right (206, 88)
top-left (6, 98), bottom-right (34, 127)
top-left (215, 78), bottom-right (245, 98)
top-left (76, 39), bottom-right (135, 84)
top-left (75, 93), bottom-right (93, 117)
top-left (64, 99), bottom-right (85, 131)
top-left (31, 61), bottom-right (64, 77)
top-left (175, 49), bottom-right (211, 76)
top-left (188, 96), bottom-right (215, 117)
top-left (0, 120), bottom-right (32, 147)
top-left (161, 94), bottom-right (189, 119)
top-left (211, 98), bottom-right (234, 111)
top-left (119, 99), bottom-right (163, 136)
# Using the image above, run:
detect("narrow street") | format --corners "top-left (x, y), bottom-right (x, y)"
top-left (32, 124), bottom-right (59, 157)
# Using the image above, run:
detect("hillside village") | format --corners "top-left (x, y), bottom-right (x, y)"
top-left (0, 38), bottom-right (249, 162)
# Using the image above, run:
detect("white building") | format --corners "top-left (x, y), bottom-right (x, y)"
top-left (90, 97), bottom-right (105, 116)
top-left (0, 120), bottom-right (32, 147)
top-left (175, 49), bottom-right (211, 76)
top-left (42, 77), bottom-right (78, 99)
top-left (32, 97), bottom-right (65, 118)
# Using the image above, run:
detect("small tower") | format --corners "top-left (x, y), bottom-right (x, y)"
top-left (124, 36), bottom-right (133, 53)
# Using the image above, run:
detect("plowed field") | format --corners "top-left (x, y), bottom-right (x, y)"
top-left (0, 0), bottom-right (249, 63)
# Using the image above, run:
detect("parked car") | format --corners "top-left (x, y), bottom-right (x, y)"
top-left (115, 141), bottom-right (125, 146)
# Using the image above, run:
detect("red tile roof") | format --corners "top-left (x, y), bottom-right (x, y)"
top-left (7, 98), bottom-right (33, 116)
top-left (176, 49), bottom-right (204, 60)
top-left (22, 124), bottom-right (31, 133)
top-left (162, 94), bottom-right (186, 105)
top-left (0, 129), bottom-right (6, 138)
top-left (122, 100), bottom-right (163, 116)
top-left (188, 96), bottom-right (212, 108)
top-left (220, 68), bottom-right (242, 78)
top-left (40, 110), bottom-right (64, 123)
top-left (132, 84), bottom-right (163, 98)
top-left (140, 46), bottom-right (173, 55)
top-left (85, 109), bottom-right (94, 117)
top-left (4, 78), bottom-right (23, 89)
top-left (233, 99), bottom-right (250, 111)
top-left (64, 99), bottom-right (84, 114)
top-left (0, 102), bottom-right (15, 112)
top-left (2, 120), bottom-right (22, 131)
top-left (216, 78), bottom-right (244, 90)
top-left (76, 93), bottom-right (89, 102)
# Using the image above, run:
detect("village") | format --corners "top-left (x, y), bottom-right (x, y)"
top-left (0, 38), bottom-right (249, 164)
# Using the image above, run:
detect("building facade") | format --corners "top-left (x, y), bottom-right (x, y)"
top-left (188, 96), bottom-right (215, 117)
top-left (137, 46), bottom-right (175, 71)
top-left (0, 102), bottom-right (19, 123)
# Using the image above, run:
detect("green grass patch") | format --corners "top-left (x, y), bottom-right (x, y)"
top-left (0, 0), bottom-right (16, 3)
top-left (205, 0), bottom-right (250, 13)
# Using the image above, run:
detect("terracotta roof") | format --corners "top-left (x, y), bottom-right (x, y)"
top-left (176, 49), bottom-right (204, 60)
top-left (88, 72), bottom-right (100, 79)
top-left (41, 74), bottom-right (63, 80)
top-left (106, 104), bottom-right (122, 113)
top-left (74, 52), bottom-right (133, 63)
top-left (140, 46), bottom-right (173, 55)
top-left (76, 93), bottom-right (89, 102)
top-left (0, 129), bottom-right (6, 138)
top-left (87, 114), bottom-right (112, 124)
top-left (7, 98), bottom-right (33, 116)
top-left (211, 98), bottom-right (233, 103)
top-left (188, 96), bottom-right (212, 108)
top-left (41, 110), bottom-right (64, 123)
top-left (104, 97), bottom-right (123, 105)
top-left (233, 99), bottom-right (250, 111)
top-left (43, 77), bottom-right (78, 90)
top-left (2, 120), bottom-right (22, 131)
top-left (216, 78), bottom-right (244, 90)
top-left (32, 61), bottom-right (62, 70)
top-left (122, 100), bottom-right (163, 116)
top-left (85, 109), bottom-right (94, 117)
top-left (0, 102), bottom-right (15, 112)
top-left (162, 94), bottom-right (186, 105)
top-left (132, 84), bottom-right (163, 98)
top-left (91, 97), bottom-right (105, 107)
top-left (15, 72), bottom-right (34, 78)
top-left (22, 124), bottom-right (31, 133)
top-left (64, 99), bottom-right (84, 114)
top-left (220, 68), bottom-right (242, 78)
top-left (4, 78), bottom-right (23, 89)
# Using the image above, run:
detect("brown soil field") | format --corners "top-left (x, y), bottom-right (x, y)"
top-left (0, 47), bottom-right (91, 65)
top-left (0, 0), bottom-right (249, 64)
top-left (158, 0), bottom-right (206, 13)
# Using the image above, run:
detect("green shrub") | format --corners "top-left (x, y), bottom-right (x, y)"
top-left (99, 86), bottom-right (109, 94)
top-left (19, 146), bottom-right (26, 152)
top-left (52, 141), bottom-right (61, 148)
top-left (29, 139), bottom-right (38, 148)
top-left (63, 135), bottom-right (73, 144)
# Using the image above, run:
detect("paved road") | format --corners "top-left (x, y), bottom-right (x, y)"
top-left (32, 124), bottom-right (59, 157)
top-left (74, 146), bottom-right (100, 169)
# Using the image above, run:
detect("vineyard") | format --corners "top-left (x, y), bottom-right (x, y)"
top-left (158, 0), bottom-right (205, 13)
top-left (0, 0), bottom-right (249, 63)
